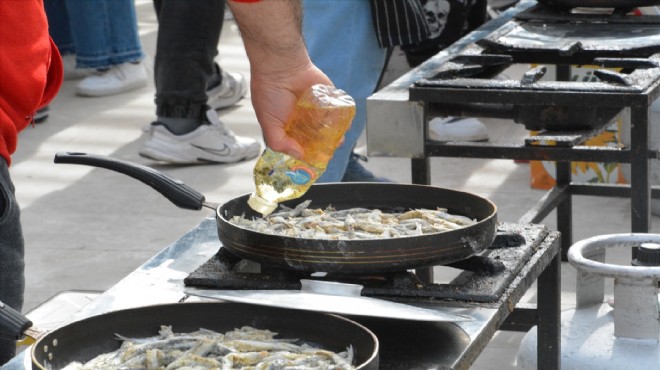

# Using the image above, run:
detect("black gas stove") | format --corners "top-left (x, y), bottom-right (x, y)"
top-left (411, 3), bottom-right (660, 131)
top-left (368, 0), bottom-right (660, 263)
top-left (182, 220), bottom-right (561, 369)
top-left (185, 222), bottom-right (548, 305)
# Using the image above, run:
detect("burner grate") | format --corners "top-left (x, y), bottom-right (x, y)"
top-left (184, 223), bottom-right (549, 304)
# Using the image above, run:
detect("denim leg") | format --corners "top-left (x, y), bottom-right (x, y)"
top-left (44, 0), bottom-right (76, 55)
top-left (0, 159), bottom-right (25, 365)
top-left (303, 0), bottom-right (387, 183)
top-left (64, 0), bottom-right (144, 68)
top-left (153, 0), bottom-right (224, 120)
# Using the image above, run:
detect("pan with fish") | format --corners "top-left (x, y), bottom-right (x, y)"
top-left (54, 152), bottom-right (497, 273)
top-left (0, 301), bottom-right (379, 369)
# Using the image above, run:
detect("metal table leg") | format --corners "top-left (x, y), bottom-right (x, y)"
top-left (536, 246), bottom-right (561, 369)
top-left (555, 161), bottom-right (572, 261)
top-left (630, 106), bottom-right (652, 232)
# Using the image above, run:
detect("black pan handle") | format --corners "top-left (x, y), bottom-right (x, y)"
top-left (0, 301), bottom-right (32, 340)
top-left (54, 152), bottom-right (205, 211)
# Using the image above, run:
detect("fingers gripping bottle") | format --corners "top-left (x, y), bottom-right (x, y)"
top-left (248, 84), bottom-right (356, 215)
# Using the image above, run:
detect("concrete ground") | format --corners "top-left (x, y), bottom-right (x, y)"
top-left (11, 1), bottom-right (660, 368)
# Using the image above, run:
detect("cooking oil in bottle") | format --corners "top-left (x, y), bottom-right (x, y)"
top-left (248, 84), bottom-right (356, 215)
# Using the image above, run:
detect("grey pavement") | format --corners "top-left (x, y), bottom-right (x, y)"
top-left (11, 1), bottom-right (660, 368)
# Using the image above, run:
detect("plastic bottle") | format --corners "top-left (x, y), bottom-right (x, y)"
top-left (248, 84), bottom-right (356, 215)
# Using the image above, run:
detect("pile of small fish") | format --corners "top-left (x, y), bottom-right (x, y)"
top-left (59, 325), bottom-right (355, 370)
top-left (231, 200), bottom-right (477, 240)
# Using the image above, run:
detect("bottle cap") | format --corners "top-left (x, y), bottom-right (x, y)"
top-left (248, 193), bottom-right (278, 215)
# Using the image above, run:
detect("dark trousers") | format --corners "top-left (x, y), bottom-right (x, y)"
top-left (152, 0), bottom-right (225, 121)
top-left (0, 159), bottom-right (25, 365)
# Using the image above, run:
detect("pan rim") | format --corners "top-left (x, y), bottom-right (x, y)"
top-left (214, 182), bottom-right (498, 272)
top-left (217, 182), bottom-right (497, 244)
top-left (31, 301), bottom-right (379, 370)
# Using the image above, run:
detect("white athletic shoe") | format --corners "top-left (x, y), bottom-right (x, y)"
top-left (76, 61), bottom-right (148, 97)
top-left (207, 71), bottom-right (248, 110)
top-left (139, 110), bottom-right (261, 164)
top-left (428, 117), bottom-right (489, 142)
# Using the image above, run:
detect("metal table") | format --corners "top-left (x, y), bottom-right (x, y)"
top-left (2, 216), bottom-right (560, 370)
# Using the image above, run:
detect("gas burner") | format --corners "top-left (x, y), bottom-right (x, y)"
top-left (408, 3), bottom-right (660, 131)
top-left (525, 2), bottom-right (660, 18)
top-left (480, 5), bottom-right (660, 61)
top-left (185, 223), bottom-right (549, 304)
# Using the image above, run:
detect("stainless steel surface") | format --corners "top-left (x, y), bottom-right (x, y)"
top-left (365, 0), bottom-right (535, 158)
top-left (185, 279), bottom-right (472, 322)
top-left (1, 217), bottom-right (559, 370)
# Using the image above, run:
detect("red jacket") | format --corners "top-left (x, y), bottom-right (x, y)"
top-left (0, 0), bottom-right (63, 165)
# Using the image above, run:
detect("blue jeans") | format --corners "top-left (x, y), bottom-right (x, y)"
top-left (44, 0), bottom-right (144, 69)
top-left (302, 0), bottom-right (388, 183)
top-left (0, 159), bottom-right (24, 365)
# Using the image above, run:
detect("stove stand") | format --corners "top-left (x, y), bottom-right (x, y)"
top-left (187, 223), bottom-right (543, 303)
top-left (184, 221), bottom-right (561, 369)
top-left (367, 0), bottom-right (660, 262)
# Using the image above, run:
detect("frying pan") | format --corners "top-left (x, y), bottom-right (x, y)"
top-left (54, 152), bottom-right (497, 273)
top-left (0, 301), bottom-right (379, 370)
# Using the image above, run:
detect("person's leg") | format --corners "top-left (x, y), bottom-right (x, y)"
top-left (45, 0), bottom-right (89, 81)
top-left (64, 0), bottom-right (144, 68)
top-left (153, 0), bottom-right (245, 114)
top-left (302, 0), bottom-right (388, 182)
top-left (140, 0), bottom-right (258, 164)
top-left (0, 159), bottom-right (25, 365)
top-left (65, 0), bottom-right (147, 96)
top-left (43, 0), bottom-right (75, 55)
top-left (153, 0), bottom-right (224, 129)
top-left (105, 0), bottom-right (145, 66)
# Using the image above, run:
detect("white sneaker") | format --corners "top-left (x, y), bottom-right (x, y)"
top-left (76, 61), bottom-right (148, 97)
top-left (207, 71), bottom-right (248, 110)
top-left (62, 55), bottom-right (91, 80)
top-left (139, 110), bottom-right (261, 164)
top-left (428, 117), bottom-right (489, 142)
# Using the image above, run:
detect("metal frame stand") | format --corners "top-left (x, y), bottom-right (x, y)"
top-left (410, 85), bottom-right (658, 261)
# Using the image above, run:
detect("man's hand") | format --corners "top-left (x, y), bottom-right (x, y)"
top-left (249, 65), bottom-right (332, 160)
top-left (227, 0), bottom-right (333, 159)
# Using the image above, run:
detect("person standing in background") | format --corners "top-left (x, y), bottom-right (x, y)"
top-left (139, 0), bottom-right (260, 164)
top-left (398, 0), bottom-right (491, 143)
top-left (44, 0), bottom-right (148, 97)
top-left (226, 0), bottom-right (334, 161)
top-left (302, 0), bottom-right (490, 185)
top-left (0, 0), bottom-right (63, 364)
top-left (302, 0), bottom-right (391, 183)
